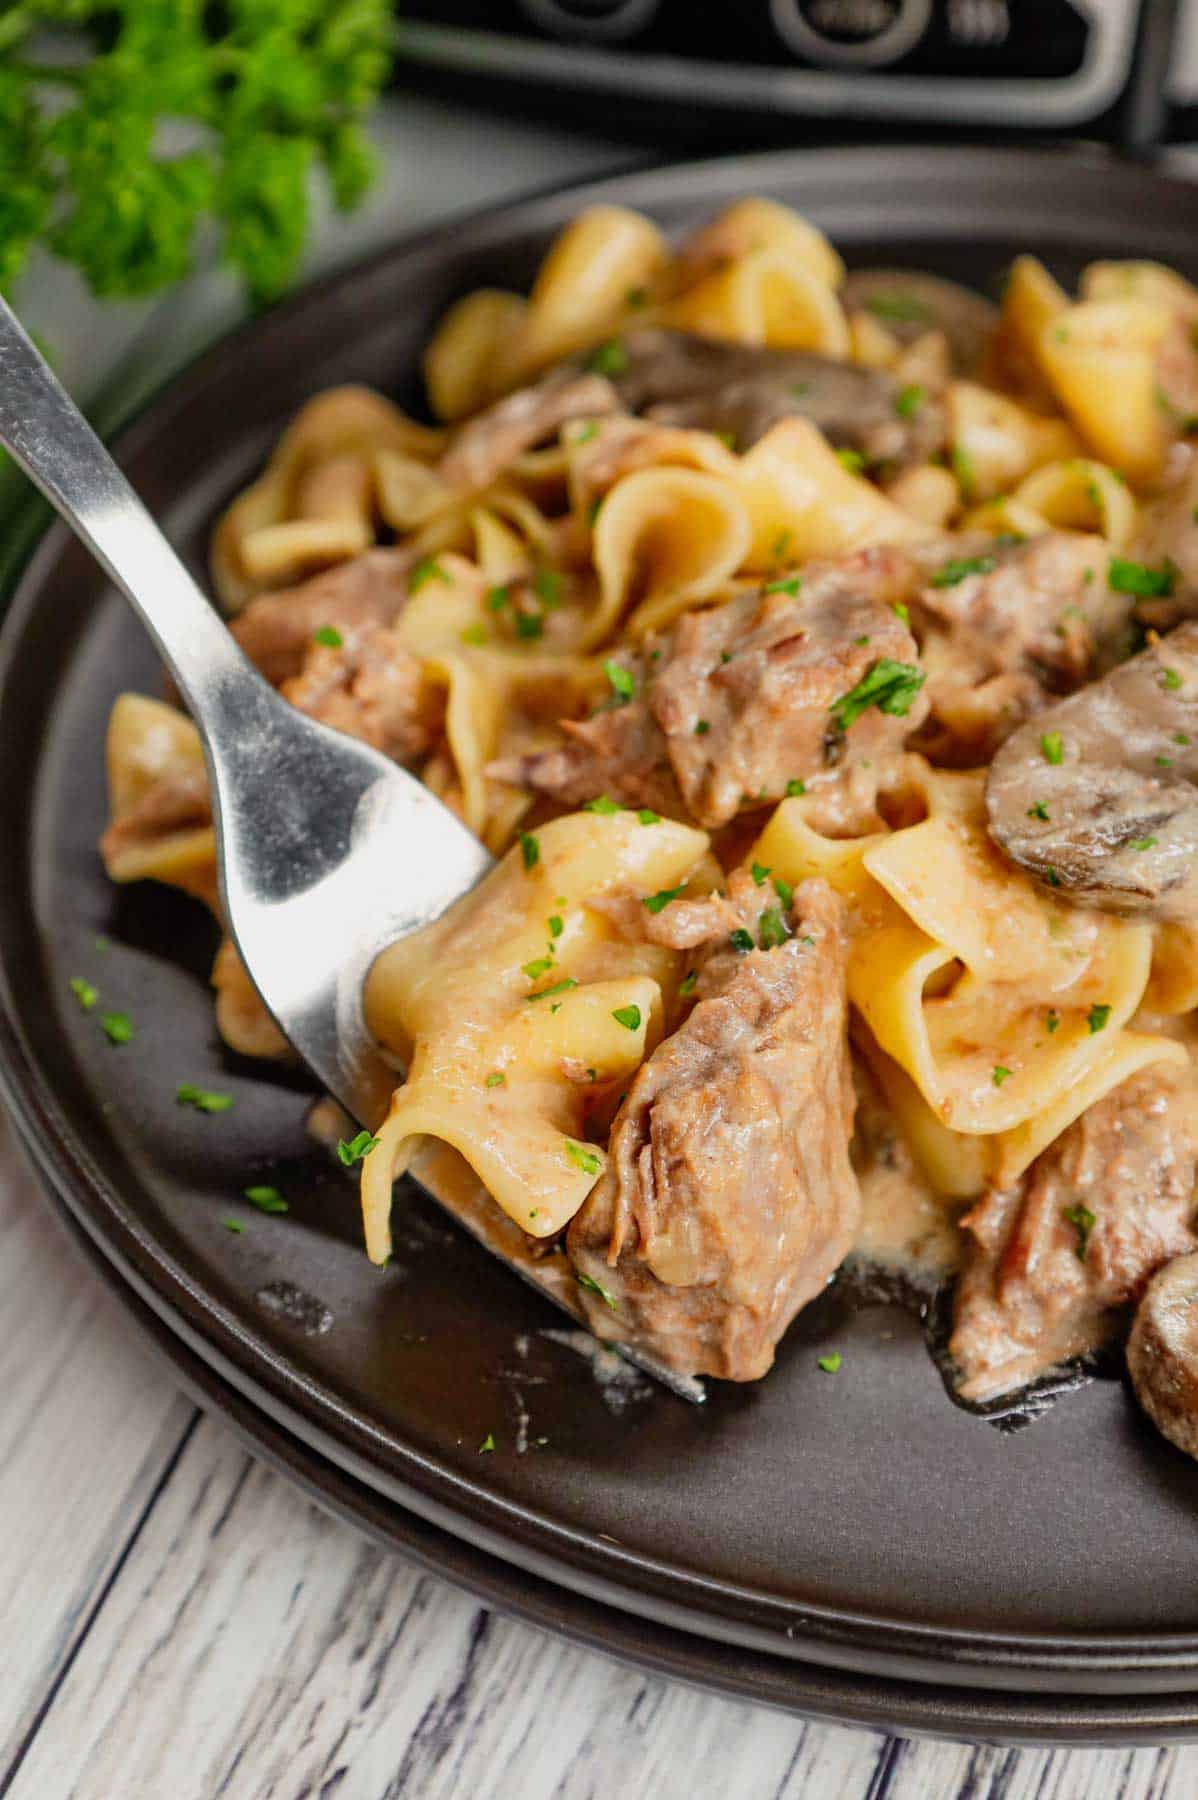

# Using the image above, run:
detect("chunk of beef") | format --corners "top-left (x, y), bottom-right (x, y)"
top-left (567, 879), bottom-right (860, 1380)
top-left (1128, 1252), bottom-right (1198, 1462)
top-left (437, 370), bottom-right (622, 491)
top-left (281, 625), bottom-right (442, 764)
top-left (609, 329), bottom-right (945, 467)
top-left (840, 270), bottom-right (998, 375)
top-left (230, 549), bottom-right (414, 687)
top-left (910, 531), bottom-right (1128, 765)
top-left (499, 547), bottom-right (927, 829)
top-left (950, 1065), bottom-right (1198, 1402)
top-left (607, 866), bottom-right (798, 1002)
top-left (985, 621), bottom-right (1198, 920)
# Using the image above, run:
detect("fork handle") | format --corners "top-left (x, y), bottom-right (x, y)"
top-left (0, 295), bottom-right (249, 719)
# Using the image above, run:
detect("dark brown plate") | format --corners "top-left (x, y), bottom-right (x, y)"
top-left (4, 146), bottom-right (1198, 1720)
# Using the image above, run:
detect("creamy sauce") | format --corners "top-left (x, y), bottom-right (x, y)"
top-left (853, 1157), bottom-right (964, 1287)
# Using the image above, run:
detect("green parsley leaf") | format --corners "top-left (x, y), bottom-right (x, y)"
top-left (1027, 800), bottom-right (1050, 820)
top-left (612, 1005), bottom-right (642, 1031)
top-left (1162, 667), bottom-right (1184, 692)
top-left (1109, 556), bottom-right (1176, 598)
top-left (586, 339), bottom-right (629, 376)
top-left (892, 601), bottom-right (910, 626)
top-left (527, 978), bottom-right (578, 1002)
top-left (69, 976), bottom-right (98, 1011)
top-left (1063, 1201), bottom-right (1096, 1262)
top-left (678, 970), bottom-right (698, 998)
top-left (223, 1218), bottom-right (245, 1235)
top-left (729, 928), bottom-right (754, 954)
top-left (895, 384), bottom-right (926, 419)
top-left (1176, 733), bottom-right (1193, 747)
top-left (950, 446), bottom-right (976, 501)
top-left (1040, 731), bottom-right (1065, 765)
top-left (758, 906), bottom-right (788, 949)
top-left (313, 625), bottom-right (343, 648)
top-left (817, 1351), bottom-right (843, 1373)
top-left (410, 556), bottom-right (450, 594)
top-left (764, 575), bottom-right (801, 596)
top-left (1046, 867), bottom-right (1061, 887)
top-left (177, 1083), bottom-right (233, 1113)
top-left (577, 1269), bottom-right (618, 1309)
top-left (625, 285), bottom-right (649, 309)
top-left (101, 1012), bottom-right (133, 1045)
top-left (772, 530), bottom-right (794, 562)
top-left (643, 885), bottom-right (685, 915)
top-left (829, 660), bottom-right (926, 732)
top-left (548, 914), bottom-right (564, 938)
top-left (1087, 1003), bottom-right (1112, 1034)
top-left (520, 832), bottom-right (540, 871)
top-left (751, 861), bottom-right (771, 885)
top-left (864, 293), bottom-right (930, 323)
top-left (1128, 836), bottom-right (1158, 852)
top-left (786, 779), bottom-right (807, 797)
top-left (534, 567), bottom-right (563, 609)
top-left (486, 584), bottom-right (511, 613)
top-left (584, 795), bottom-right (623, 815)
top-left (485, 1071), bottom-right (506, 1089)
top-left (992, 1065), bottom-right (1012, 1087)
top-left (479, 1432), bottom-right (496, 1453)
top-left (694, 719), bottom-right (711, 736)
top-left (773, 876), bottom-right (794, 908)
top-left (459, 623), bottom-right (488, 646)
top-left (637, 807), bottom-right (661, 825)
top-left (244, 1186), bottom-right (288, 1214)
top-left (523, 956), bottom-right (554, 981)
top-left (514, 611), bottom-right (543, 641)
top-left (930, 555), bottom-right (997, 588)
top-left (565, 1140), bottom-right (602, 1177)
top-left (603, 658), bottom-right (635, 700)
top-left (337, 1129), bottom-right (379, 1166)
top-left (1046, 1009), bottom-right (1060, 1034)
top-left (574, 419), bottom-right (600, 443)
top-left (836, 448), bottom-right (866, 476)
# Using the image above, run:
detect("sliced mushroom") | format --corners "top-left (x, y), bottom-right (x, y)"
top-left (985, 622), bottom-right (1198, 920)
top-left (1128, 1253), bottom-right (1198, 1462)
top-left (841, 270), bottom-right (999, 375)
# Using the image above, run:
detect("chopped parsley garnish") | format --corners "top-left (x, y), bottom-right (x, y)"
top-left (1040, 731), bottom-right (1065, 765)
top-left (588, 497), bottom-right (603, 528)
top-left (460, 623), bottom-right (488, 646)
top-left (612, 1005), bottom-right (642, 1032)
top-left (410, 556), bottom-right (450, 594)
top-left (535, 567), bottom-right (563, 610)
top-left (485, 1072), bottom-right (506, 1089)
top-left (895, 384), bottom-right (926, 419)
top-left (992, 1065), bottom-right (1012, 1087)
top-left (1175, 733), bottom-right (1192, 746)
top-left (773, 876), bottom-right (794, 908)
top-left (514, 611), bottom-right (543, 642)
top-left (758, 907), bottom-right (788, 949)
top-left (337, 1129), bottom-right (379, 1165)
top-left (1087, 1003), bottom-right (1112, 1034)
top-left (1162, 667), bottom-right (1184, 692)
top-left (930, 555), bottom-right (996, 588)
top-left (764, 575), bottom-right (801, 597)
top-left (829, 660), bottom-right (926, 732)
top-left (625, 285), bottom-right (649, 309)
top-left (678, 970), bottom-right (698, 998)
top-left (1046, 867), bottom-right (1061, 887)
top-left (313, 625), bottom-right (343, 648)
top-left (1108, 555), bottom-right (1176, 598)
top-left (1046, 1009), bottom-right (1060, 1034)
top-left (69, 976), bottom-right (98, 1011)
top-left (177, 1082), bottom-right (233, 1113)
top-left (603, 658), bottom-right (635, 700)
top-left (1063, 1201), bottom-right (1096, 1262)
top-left (523, 956), bottom-right (554, 981)
top-left (1128, 837), bottom-right (1158, 852)
top-left (1027, 800), bottom-right (1050, 820)
top-left (586, 338), bottom-right (629, 377)
top-left (855, 634), bottom-right (871, 646)
top-left (486, 584), bottom-right (511, 613)
top-left (836, 448), bottom-right (866, 476)
top-left (528, 978), bottom-right (578, 1002)
top-left (223, 1218), bottom-right (245, 1235)
top-left (643, 885), bottom-right (685, 915)
top-left (1156, 756), bottom-right (1173, 768)
top-left (786, 778), bottom-right (807, 797)
top-left (244, 1185), bottom-right (288, 1213)
top-left (729, 928), bottom-right (754, 954)
top-left (950, 446), bottom-right (976, 501)
top-left (694, 719), bottom-right (711, 736)
top-left (637, 807), bottom-right (661, 825)
top-left (892, 601), bottom-right (910, 626)
top-left (577, 1269), bottom-right (618, 1309)
top-left (584, 795), bottom-right (622, 815)
top-left (574, 419), bottom-right (599, 443)
top-left (772, 530), bottom-right (794, 563)
top-left (520, 832), bottom-right (540, 871)
top-left (865, 292), bottom-right (930, 323)
top-left (817, 1351), bottom-right (843, 1373)
top-left (548, 914), bottom-right (564, 939)
top-left (751, 861), bottom-right (771, 886)
top-left (101, 1012), bottom-right (133, 1045)
top-left (565, 1140), bottom-right (602, 1177)
top-left (479, 1432), bottom-right (496, 1453)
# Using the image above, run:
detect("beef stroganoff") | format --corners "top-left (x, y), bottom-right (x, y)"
top-left (98, 197), bottom-right (1198, 1449)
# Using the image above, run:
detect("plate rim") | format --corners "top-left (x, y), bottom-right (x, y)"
top-left (5, 141), bottom-right (1198, 1698)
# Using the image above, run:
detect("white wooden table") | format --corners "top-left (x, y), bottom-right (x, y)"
top-left (9, 91), bottom-right (1198, 1800)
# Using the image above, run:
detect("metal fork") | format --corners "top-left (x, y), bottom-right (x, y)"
top-left (0, 297), bottom-right (703, 1405)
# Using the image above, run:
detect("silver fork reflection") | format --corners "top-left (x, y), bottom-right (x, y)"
top-left (0, 297), bottom-right (703, 1405)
